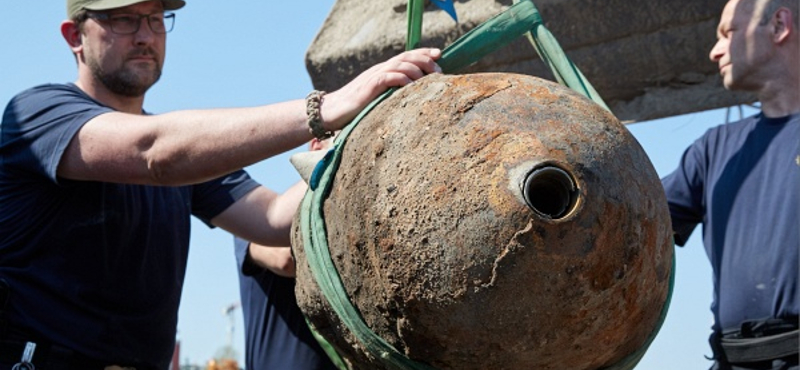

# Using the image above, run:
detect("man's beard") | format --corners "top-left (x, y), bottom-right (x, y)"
top-left (88, 52), bottom-right (162, 97)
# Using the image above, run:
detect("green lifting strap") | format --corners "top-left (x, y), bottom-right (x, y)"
top-left (300, 0), bottom-right (674, 369)
top-left (510, 0), bottom-right (610, 111)
top-left (306, 317), bottom-right (350, 370)
top-left (406, 0), bottom-right (424, 51)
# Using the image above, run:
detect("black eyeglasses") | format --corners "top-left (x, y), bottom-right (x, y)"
top-left (86, 12), bottom-right (176, 34)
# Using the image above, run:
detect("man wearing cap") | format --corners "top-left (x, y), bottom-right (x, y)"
top-left (0, 0), bottom-right (441, 368)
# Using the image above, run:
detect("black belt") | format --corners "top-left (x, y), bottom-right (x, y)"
top-left (720, 318), bottom-right (799, 364)
top-left (0, 340), bottom-right (148, 370)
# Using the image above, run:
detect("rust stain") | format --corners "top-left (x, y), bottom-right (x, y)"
top-left (293, 73), bottom-right (673, 370)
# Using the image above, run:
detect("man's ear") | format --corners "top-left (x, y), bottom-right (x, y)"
top-left (772, 7), bottom-right (793, 44)
top-left (61, 20), bottom-right (83, 53)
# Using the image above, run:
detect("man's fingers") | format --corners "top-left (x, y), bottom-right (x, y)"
top-left (395, 48), bottom-right (442, 75)
top-left (322, 48), bottom-right (443, 129)
top-left (377, 72), bottom-right (414, 89)
top-left (394, 62), bottom-right (427, 82)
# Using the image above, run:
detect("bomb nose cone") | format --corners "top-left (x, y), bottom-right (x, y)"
top-left (522, 165), bottom-right (579, 220)
top-left (290, 150), bottom-right (328, 184)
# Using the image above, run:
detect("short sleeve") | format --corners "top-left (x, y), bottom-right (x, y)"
top-left (1, 84), bottom-right (112, 182)
top-left (191, 169), bottom-right (260, 225)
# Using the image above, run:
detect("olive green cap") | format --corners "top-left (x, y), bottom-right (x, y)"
top-left (67, 0), bottom-right (185, 18)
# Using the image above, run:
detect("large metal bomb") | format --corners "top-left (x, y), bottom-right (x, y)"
top-left (291, 73), bottom-right (673, 370)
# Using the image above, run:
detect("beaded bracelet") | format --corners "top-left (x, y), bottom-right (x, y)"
top-left (306, 90), bottom-right (333, 140)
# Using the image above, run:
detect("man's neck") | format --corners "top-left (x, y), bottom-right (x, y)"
top-left (74, 79), bottom-right (146, 115)
top-left (757, 45), bottom-right (800, 117)
top-left (758, 82), bottom-right (800, 118)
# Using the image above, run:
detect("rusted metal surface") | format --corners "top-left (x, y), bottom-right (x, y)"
top-left (292, 73), bottom-right (673, 370)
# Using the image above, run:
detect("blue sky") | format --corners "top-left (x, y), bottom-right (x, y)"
top-left (1, 1), bottom-right (752, 368)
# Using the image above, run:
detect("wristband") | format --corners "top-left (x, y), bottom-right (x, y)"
top-left (306, 90), bottom-right (333, 140)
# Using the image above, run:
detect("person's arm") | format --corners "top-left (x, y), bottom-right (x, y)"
top-left (661, 137), bottom-right (707, 246)
top-left (216, 134), bottom-right (336, 247)
top-left (57, 48), bottom-right (441, 186)
top-left (246, 241), bottom-right (296, 278)
top-left (213, 181), bottom-right (306, 246)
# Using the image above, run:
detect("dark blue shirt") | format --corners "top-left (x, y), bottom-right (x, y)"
top-left (0, 83), bottom-right (259, 368)
top-left (235, 237), bottom-right (337, 370)
top-left (662, 112), bottom-right (799, 331)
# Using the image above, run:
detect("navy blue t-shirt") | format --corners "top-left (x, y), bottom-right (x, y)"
top-left (662, 112), bottom-right (799, 332)
top-left (234, 237), bottom-right (337, 370)
top-left (0, 83), bottom-right (259, 368)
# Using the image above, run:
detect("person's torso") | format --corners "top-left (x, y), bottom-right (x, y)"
top-left (235, 238), bottom-right (338, 370)
top-left (1, 83), bottom-right (256, 367)
top-left (699, 114), bottom-right (799, 330)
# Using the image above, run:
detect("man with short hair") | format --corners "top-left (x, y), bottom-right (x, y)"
top-left (662, 0), bottom-right (799, 369)
top-left (0, 0), bottom-right (440, 368)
